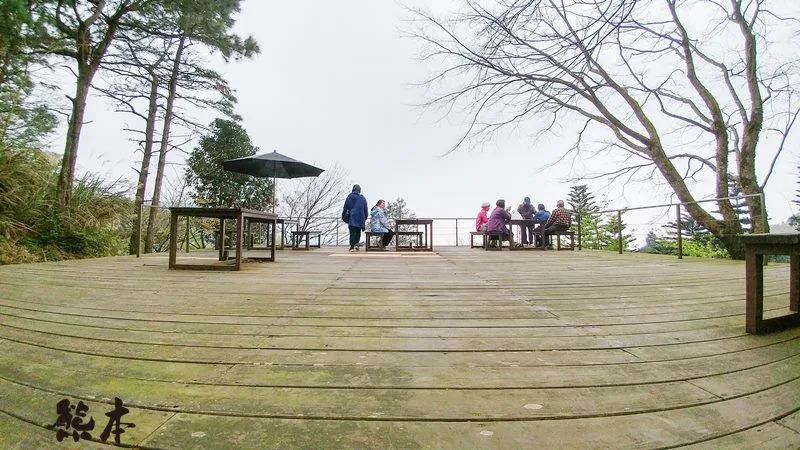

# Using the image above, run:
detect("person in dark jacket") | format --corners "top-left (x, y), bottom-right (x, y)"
top-left (517, 196), bottom-right (535, 246)
top-left (342, 184), bottom-right (369, 252)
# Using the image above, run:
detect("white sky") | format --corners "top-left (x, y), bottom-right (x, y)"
top-left (59, 0), bottom-right (798, 241)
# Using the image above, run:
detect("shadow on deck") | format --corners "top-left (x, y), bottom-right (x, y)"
top-left (0, 246), bottom-right (798, 448)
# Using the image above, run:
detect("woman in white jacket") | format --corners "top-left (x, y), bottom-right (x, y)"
top-left (369, 199), bottom-right (395, 248)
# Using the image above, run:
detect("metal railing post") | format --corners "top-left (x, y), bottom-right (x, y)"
top-left (455, 219), bottom-right (459, 247)
top-left (185, 216), bottom-right (190, 253)
top-left (676, 204), bottom-right (682, 259)
top-left (617, 210), bottom-right (623, 254)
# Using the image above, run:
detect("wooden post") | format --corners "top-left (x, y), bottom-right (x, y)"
top-left (792, 255), bottom-right (799, 313)
top-left (218, 218), bottom-right (226, 261)
top-left (168, 210), bottom-right (178, 269)
top-left (235, 211), bottom-right (243, 271)
top-left (745, 249), bottom-right (764, 333)
top-left (676, 205), bottom-right (682, 259)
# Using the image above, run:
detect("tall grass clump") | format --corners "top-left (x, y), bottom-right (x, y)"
top-left (0, 146), bottom-right (133, 264)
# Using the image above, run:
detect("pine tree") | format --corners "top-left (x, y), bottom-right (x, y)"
top-left (711, 176), bottom-right (750, 229)
top-left (567, 185), bottom-right (602, 249)
top-left (639, 230), bottom-right (674, 254)
top-left (663, 213), bottom-right (707, 239)
top-left (597, 213), bottom-right (635, 251)
top-left (385, 198), bottom-right (417, 246)
top-left (791, 166), bottom-right (800, 230)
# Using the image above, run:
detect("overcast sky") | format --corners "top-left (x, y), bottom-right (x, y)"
top-left (64, 0), bottom-right (797, 240)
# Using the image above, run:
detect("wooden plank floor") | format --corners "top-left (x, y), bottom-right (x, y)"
top-left (1, 247), bottom-right (799, 448)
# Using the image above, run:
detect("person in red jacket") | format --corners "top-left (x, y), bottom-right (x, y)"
top-left (475, 202), bottom-right (490, 232)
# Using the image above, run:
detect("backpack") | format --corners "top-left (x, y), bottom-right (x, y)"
top-left (341, 204), bottom-right (350, 223)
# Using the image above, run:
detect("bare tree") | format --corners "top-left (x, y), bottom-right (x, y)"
top-left (280, 164), bottom-right (351, 245)
top-left (412, 0), bottom-right (800, 258)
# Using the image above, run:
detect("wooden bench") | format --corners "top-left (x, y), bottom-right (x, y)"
top-left (740, 233), bottom-right (800, 334)
top-left (365, 231), bottom-right (387, 252)
top-left (470, 231), bottom-right (487, 248)
top-left (533, 230), bottom-right (575, 251)
top-left (291, 230), bottom-right (321, 250)
top-left (484, 230), bottom-right (508, 251)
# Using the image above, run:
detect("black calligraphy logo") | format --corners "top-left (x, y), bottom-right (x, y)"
top-left (48, 397), bottom-right (135, 444)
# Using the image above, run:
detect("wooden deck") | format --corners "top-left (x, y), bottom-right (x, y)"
top-left (1, 247), bottom-right (799, 448)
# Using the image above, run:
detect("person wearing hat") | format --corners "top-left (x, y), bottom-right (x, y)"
top-left (342, 184), bottom-right (369, 252)
top-left (475, 201), bottom-right (491, 232)
top-left (517, 196), bottom-right (535, 246)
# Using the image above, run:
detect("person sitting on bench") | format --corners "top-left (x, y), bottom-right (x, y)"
top-left (487, 199), bottom-right (512, 246)
top-left (533, 203), bottom-right (550, 247)
top-left (475, 201), bottom-right (490, 232)
top-left (542, 200), bottom-right (570, 248)
top-left (369, 199), bottom-right (395, 248)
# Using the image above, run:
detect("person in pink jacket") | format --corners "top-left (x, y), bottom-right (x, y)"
top-left (475, 202), bottom-right (490, 231)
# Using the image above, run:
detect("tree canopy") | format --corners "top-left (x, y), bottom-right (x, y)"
top-left (185, 118), bottom-right (272, 210)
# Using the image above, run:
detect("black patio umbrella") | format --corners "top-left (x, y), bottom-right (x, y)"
top-left (222, 150), bottom-right (325, 212)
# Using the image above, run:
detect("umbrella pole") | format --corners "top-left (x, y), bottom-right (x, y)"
top-left (272, 172), bottom-right (276, 213)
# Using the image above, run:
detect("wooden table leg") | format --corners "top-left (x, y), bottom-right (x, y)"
top-left (791, 255), bottom-right (799, 312)
top-left (270, 219), bottom-right (276, 261)
top-left (168, 211), bottom-right (179, 269)
top-left (218, 218), bottom-right (226, 261)
top-left (745, 250), bottom-right (764, 334)
top-left (235, 211), bottom-right (243, 271)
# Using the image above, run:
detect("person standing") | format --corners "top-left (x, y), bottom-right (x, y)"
top-left (342, 184), bottom-right (368, 252)
top-left (517, 196), bottom-right (535, 246)
top-left (475, 202), bottom-right (490, 232)
top-left (370, 199), bottom-right (395, 248)
top-left (543, 200), bottom-right (571, 248)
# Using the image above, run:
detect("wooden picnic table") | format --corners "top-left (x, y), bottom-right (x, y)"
top-left (740, 233), bottom-right (800, 334)
top-left (509, 219), bottom-right (546, 250)
top-left (395, 219), bottom-right (434, 252)
top-left (169, 207), bottom-right (277, 271)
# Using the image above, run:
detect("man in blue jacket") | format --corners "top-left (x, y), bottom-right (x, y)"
top-left (342, 184), bottom-right (368, 252)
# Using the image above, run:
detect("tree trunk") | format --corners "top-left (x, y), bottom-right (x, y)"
top-left (56, 67), bottom-right (92, 208)
top-left (718, 233), bottom-right (746, 260)
top-left (144, 34), bottom-right (185, 253)
top-left (128, 71), bottom-right (160, 254)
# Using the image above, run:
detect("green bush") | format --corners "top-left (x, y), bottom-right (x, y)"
top-left (0, 147), bottom-right (133, 263)
top-left (681, 234), bottom-right (731, 259)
